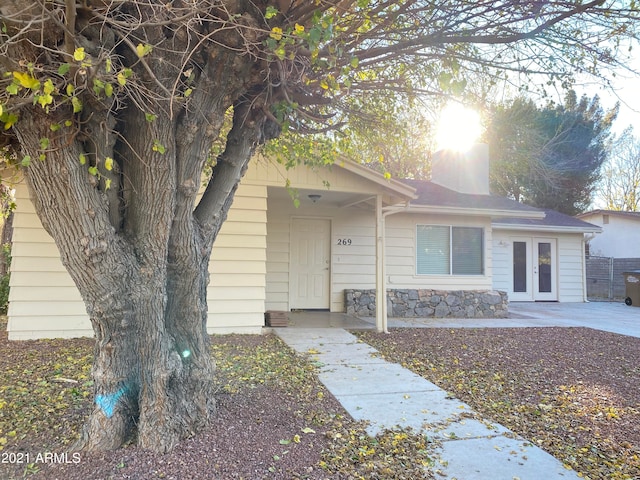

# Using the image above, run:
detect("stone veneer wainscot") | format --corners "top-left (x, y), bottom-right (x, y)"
top-left (345, 289), bottom-right (508, 318)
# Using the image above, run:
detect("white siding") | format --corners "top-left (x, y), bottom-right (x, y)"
top-left (491, 232), bottom-right (512, 295)
top-left (385, 213), bottom-right (493, 290)
top-left (207, 183), bottom-right (267, 334)
top-left (557, 234), bottom-right (587, 302)
top-left (245, 157), bottom-right (391, 194)
top-left (264, 196), bottom-right (377, 313)
top-left (264, 201), bottom-right (495, 313)
top-left (580, 213), bottom-right (640, 258)
top-left (8, 182), bottom-right (92, 340)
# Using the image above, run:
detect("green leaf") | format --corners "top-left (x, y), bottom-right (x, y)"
top-left (105, 58), bottom-right (112, 73)
top-left (117, 69), bottom-right (133, 86)
top-left (93, 79), bottom-right (105, 96)
top-left (71, 96), bottom-right (82, 113)
top-left (104, 178), bottom-right (112, 190)
top-left (2, 112), bottom-right (18, 129)
top-left (50, 123), bottom-right (61, 132)
top-left (145, 113), bottom-right (157, 122)
top-left (270, 27), bottom-right (283, 40)
top-left (152, 140), bottom-right (166, 154)
top-left (451, 79), bottom-right (467, 96)
top-left (58, 63), bottom-right (70, 75)
top-left (37, 93), bottom-right (53, 108)
top-left (39, 137), bottom-right (49, 150)
top-left (43, 79), bottom-right (55, 95)
top-left (438, 71), bottom-right (453, 90)
top-left (104, 83), bottom-right (113, 97)
top-left (21, 155), bottom-right (31, 167)
top-left (184, 88), bottom-right (193, 97)
top-left (13, 71), bottom-right (40, 89)
top-left (104, 157), bottom-right (114, 171)
top-left (135, 43), bottom-right (153, 58)
top-left (265, 6), bottom-right (278, 19)
top-left (66, 84), bottom-right (74, 96)
top-left (73, 48), bottom-right (86, 62)
top-left (79, 153), bottom-right (86, 165)
top-left (6, 83), bottom-right (18, 95)
top-left (88, 166), bottom-right (98, 176)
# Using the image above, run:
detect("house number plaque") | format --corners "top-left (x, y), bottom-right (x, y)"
top-left (337, 238), bottom-right (352, 246)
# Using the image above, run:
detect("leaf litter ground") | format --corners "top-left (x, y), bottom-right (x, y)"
top-left (357, 327), bottom-right (640, 480)
top-left (2, 316), bottom-right (638, 479)
top-left (0, 318), bottom-right (433, 480)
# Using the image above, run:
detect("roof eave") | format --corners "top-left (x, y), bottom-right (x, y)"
top-left (397, 204), bottom-right (546, 219)
top-left (337, 157), bottom-right (417, 199)
top-left (493, 223), bottom-right (603, 234)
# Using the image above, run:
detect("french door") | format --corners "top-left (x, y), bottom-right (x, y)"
top-left (511, 237), bottom-right (557, 301)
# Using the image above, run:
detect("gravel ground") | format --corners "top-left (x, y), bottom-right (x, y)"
top-left (357, 327), bottom-right (640, 480)
top-left (2, 320), bottom-right (638, 480)
top-left (0, 324), bottom-right (434, 480)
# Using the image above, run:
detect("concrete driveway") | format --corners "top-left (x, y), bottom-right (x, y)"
top-left (385, 301), bottom-right (640, 338)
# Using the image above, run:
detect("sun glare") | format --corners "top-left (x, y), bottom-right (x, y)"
top-left (435, 103), bottom-right (482, 152)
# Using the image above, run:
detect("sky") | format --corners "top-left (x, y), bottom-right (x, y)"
top-left (574, 50), bottom-right (640, 136)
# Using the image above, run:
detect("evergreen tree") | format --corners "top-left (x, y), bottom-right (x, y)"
top-left (486, 91), bottom-right (618, 215)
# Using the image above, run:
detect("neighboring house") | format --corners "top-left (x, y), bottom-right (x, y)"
top-left (7, 145), bottom-right (601, 340)
top-left (575, 210), bottom-right (640, 258)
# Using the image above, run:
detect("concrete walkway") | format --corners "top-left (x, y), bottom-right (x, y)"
top-left (275, 326), bottom-right (582, 479)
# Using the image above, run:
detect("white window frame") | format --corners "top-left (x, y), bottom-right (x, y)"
top-left (416, 224), bottom-right (485, 276)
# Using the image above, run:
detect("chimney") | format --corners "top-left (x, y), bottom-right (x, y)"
top-left (431, 143), bottom-right (489, 195)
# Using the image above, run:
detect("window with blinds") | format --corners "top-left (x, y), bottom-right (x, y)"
top-left (416, 225), bottom-right (484, 275)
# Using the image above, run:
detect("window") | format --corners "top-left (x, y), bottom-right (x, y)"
top-left (416, 225), bottom-right (484, 275)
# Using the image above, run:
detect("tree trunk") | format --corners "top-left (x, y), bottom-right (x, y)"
top-left (16, 104), bottom-right (223, 453)
top-left (0, 209), bottom-right (13, 277)
top-left (2, 0), bottom-right (276, 454)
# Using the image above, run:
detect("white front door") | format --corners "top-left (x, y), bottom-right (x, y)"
top-left (511, 237), bottom-right (558, 301)
top-left (290, 218), bottom-right (331, 309)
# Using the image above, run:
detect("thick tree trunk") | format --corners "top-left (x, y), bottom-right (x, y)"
top-left (3, 0), bottom-right (274, 455)
top-left (16, 105), bottom-right (221, 453)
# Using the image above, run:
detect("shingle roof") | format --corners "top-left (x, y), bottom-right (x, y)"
top-left (400, 179), bottom-right (601, 231)
top-left (576, 209), bottom-right (640, 221)
top-left (401, 179), bottom-right (542, 214)
top-left (494, 209), bottom-right (602, 231)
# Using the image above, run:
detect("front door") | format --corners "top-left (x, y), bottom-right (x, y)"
top-left (511, 237), bottom-right (557, 301)
top-left (290, 218), bottom-right (331, 309)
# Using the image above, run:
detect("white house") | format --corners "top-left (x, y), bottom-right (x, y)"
top-left (7, 147), bottom-right (601, 340)
top-left (576, 210), bottom-right (640, 258)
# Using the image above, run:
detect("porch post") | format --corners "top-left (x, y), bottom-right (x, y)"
top-left (375, 194), bottom-right (387, 332)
